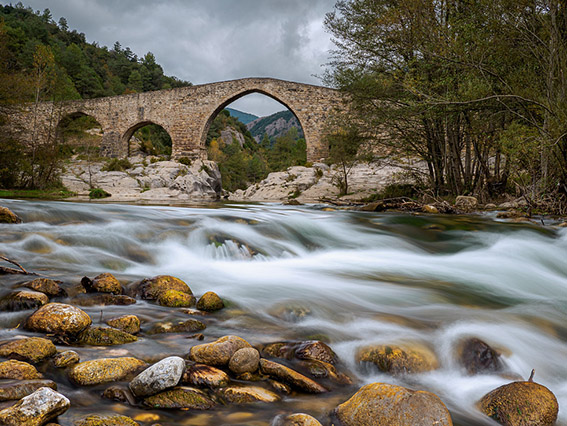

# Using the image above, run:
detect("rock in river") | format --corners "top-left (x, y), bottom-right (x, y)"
top-left (135, 275), bottom-right (193, 300)
top-left (229, 347), bottom-right (260, 374)
top-left (0, 206), bottom-right (21, 224)
top-left (22, 277), bottom-right (65, 297)
top-left (77, 326), bottom-right (137, 346)
top-left (0, 290), bottom-right (49, 311)
top-left (52, 350), bottom-right (80, 368)
top-left (0, 387), bottom-right (70, 426)
top-left (272, 413), bottom-right (323, 426)
top-left (129, 356), bottom-right (185, 397)
top-left (457, 337), bottom-right (502, 375)
top-left (259, 359), bottom-right (327, 393)
top-left (219, 385), bottom-right (280, 404)
top-left (0, 337), bottom-right (57, 363)
top-left (334, 382), bottom-right (453, 426)
top-left (182, 363), bottom-right (229, 388)
top-left (69, 357), bottom-right (147, 386)
top-left (0, 359), bottom-right (42, 379)
top-left (25, 302), bottom-right (92, 335)
top-left (74, 414), bottom-right (140, 426)
top-left (0, 379), bottom-right (57, 401)
top-left (143, 386), bottom-right (215, 410)
top-left (196, 291), bottom-right (224, 312)
top-left (106, 314), bottom-right (141, 335)
top-left (189, 335), bottom-right (251, 366)
top-left (356, 343), bottom-right (438, 375)
top-left (158, 289), bottom-right (196, 307)
top-left (88, 272), bottom-right (123, 294)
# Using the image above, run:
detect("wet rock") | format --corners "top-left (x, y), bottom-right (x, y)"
top-left (52, 350), bottom-right (80, 368)
top-left (269, 303), bottom-right (311, 322)
top-left (147, 319), bottom-right (206, 334)
top-left (219, 385), bottom-right (280, 404)
top-left (0, 337), bottom-right (57, 363)
top-left (229, 347), bottom-right (260, 374)
top-left (455, 195), bottom-right (478, 210)
top-left (269, 379), bottom-right (292, 394)
top-left (259, 359), bottom-right (327, 393)
top-left (182, 363), bottom-right (229, 388)
top-left (356, 343), bottom-right (438, 375)
top-left (0, 206), bottom-right (21, 224)
top-left (69, 357), bottom-right (147, 386)
top-left (25, 302), bottom-right (92, 335)
top-left (189, 335), bottom-right (252, 366)
top-left (22, 278), bottom-right (66, 297)
top-left (271, 413), bottom-right (323, 426)
top-left (158, 289), bottom-right (196, 307)
top-left (72, 294), bottom-right (136, 306)
top-left (89, 272), bottom-right (123, 294)
top-left (479, 372), bottom-right (558, 426)
top-left (334, 382), bottom-right (453, 426)
top-left (143, 386), bottom-right (215, 410)
top-left (0, 379), bottom-right (57, 401)
top-left (74, 414), bottom-right (140, 426)
top-left (102, 386), bottom-right (136, 405)
top-left (106, 315), bottom-right (140, 335)
top-left (0, 387), bottom-right (70, 426)
top-left (263, 342), bottom-right (293, 360)
top-left (0, 290), bottom-right (49, 311)
top-left (0, 360), bottom-right (41, 379)
top-left (458, 337), bottom-right (502, 375)
top-left (129, 356), bottom-right (185, 397)
top-left (77, 326), bottom-right (137, 346)
top-left (136, 275), bottom-right (193, 300)
top-left (423, 205), bottom-right (439, 214)
top-left (196, 291), bottom-right (224, 312)
top-left (294, 340), bottom-right (337, 364)
top-left (298, 360), bottom-right (352, 385)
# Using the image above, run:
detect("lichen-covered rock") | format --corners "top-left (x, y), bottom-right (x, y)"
top-left (0, 360), bottom-right (41, 379)
top-left (22, 278), bottom-right (65, 297)
top-left (229, 347), bottom-right (260, 374)
top-left (334, 382), bottom-right (453, 426)
top-left (143, 386), bottom-right (215, 410)
top-left (298, 360), bottom-right (352, 385)
top-left (69, 357), bottom-right (147, 386)
top-left (77, 326), bottom-right (137, 346)
top-left (272, 413), bottom-right (323, 426)
top-left (0, 337), bottom-right (57, 363)
top-left (356, 343), bottom-right (438, 375)
top-left (25, 302), bottom-right (92, 335)
top-left (90, 272), bottom-right (123, 294)
top-left (147, 319), bottom-right (206, 334)
top-left (457, 337), bottom-right (501, 375)
top-left (0, 290), bottom-right (49, 311)
top-left (0, 387), bottom-right (70, 426)
top-left (196, 291), bottom-right (224, 312)
top-left (182, 363), bottom-right (229, 388)
top-left (455, 195), bottom-right (478, 210)
top-left (74, 414), bottom-right (140, 426)
top-left (0, 379), bottom-right (57, 401)
top-left (479, 375), bottom-right (558, 426)
top-left (52, 350), bottom-right (80, 368)
top-left (72, 294), bottom-right (136, 306)
top-left (106, 315), bottom-right (140, 335)
top-left (219, 385), bottom-right (280, 404)
top-left (259, 359), bottom-right (327, 393)
top-left (129, 356), bottom-right (185, 397)
top-left (189, 335), bottom-right (251, 366)
top-left (136, 275), bottom-right (192, 300)
top-left (158, 289), bottom-right (196, 307)
top-left (294, 341), bottom-right (337, 364)
top-left (0, 206), bottom-right (21, 224)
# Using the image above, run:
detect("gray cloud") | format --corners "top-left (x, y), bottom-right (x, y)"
top-left (22, 0), bottom-right (337, 115)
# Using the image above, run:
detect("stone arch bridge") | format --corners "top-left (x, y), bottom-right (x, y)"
top-left (8, 78), bottom-right (345, 162)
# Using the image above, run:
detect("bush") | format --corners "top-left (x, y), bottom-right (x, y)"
top-left (89, 188), bottom-right (111, 199)
top-left (101, 158), bottom-right (132, 172)
top-left (178, 157), bottom-right (192, 166)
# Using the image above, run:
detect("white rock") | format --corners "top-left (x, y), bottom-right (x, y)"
top-left (129, 356), bottom-right (185, 397)
top-left (0, 387), bottom-right (70, 426)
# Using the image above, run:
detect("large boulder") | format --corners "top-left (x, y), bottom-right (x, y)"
top-left (479, 373), bottom-right (558, 426)
top-left (0, 387), bottom-right (70, 426)
top-left (356, 343), bottom-right (438, 375)
top-left (259, 359), bottom-right (327, 393)
top-left (0, 206), bottom-right (21, 224)
top-left (129, 356), bottom-right (185, 397)
top-left (135, 275), bottom-right (192, 300)
top-left (69, 357), bottom-right (147, 386)
top-left (189, 335), bottom-right (251, 366)
top-left (0, 337), bottom-right (57, 363)
top-left (0, 360), bottom-right (41, 379)
top-left (25, 303), bottom-right (92, 335)
top-left (142, 386), bottom-right (215, 410)
top-left (334, 382), bottom-right (453, 426)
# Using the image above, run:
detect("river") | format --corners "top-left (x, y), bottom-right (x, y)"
top-left (0, 199), bottom-right (566, 426)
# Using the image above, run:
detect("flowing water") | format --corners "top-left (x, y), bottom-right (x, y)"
top-left (0, 199), bottom-right (566, 426)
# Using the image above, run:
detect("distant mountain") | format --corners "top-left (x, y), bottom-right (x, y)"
top-left (226, 108), bottom-right (258, 125)
top-left (247, 110), bottom-right (305, 143)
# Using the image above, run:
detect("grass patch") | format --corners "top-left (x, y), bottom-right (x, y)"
top-left (89, 188), bottom-right (111, 199)
top-left (101, 158), bottom-right (133, 172)
top-left (0, 189), bottom-right (76, 200)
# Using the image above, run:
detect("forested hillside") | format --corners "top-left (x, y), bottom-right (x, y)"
top-left (247, 110), bottom-right (304, 144)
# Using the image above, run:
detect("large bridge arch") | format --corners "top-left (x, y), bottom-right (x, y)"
top-left (121, 120), bottom-right (173, 156)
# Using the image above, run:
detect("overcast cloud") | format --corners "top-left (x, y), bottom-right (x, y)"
top-left (20, 0), bottom-right (337, 116)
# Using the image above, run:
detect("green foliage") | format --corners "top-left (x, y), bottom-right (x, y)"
top-left (89, 187), bottom-right (110, 199)
top-left (101, 158), bottom-right (132, 172)
top-left (134, 124), bottom-right (172, 156)
top-left (177, 157), bottom-right (192, 166)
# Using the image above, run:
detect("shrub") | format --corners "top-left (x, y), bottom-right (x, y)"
top-left (101, 158), bottom-right (132, 172)
top-left (89, 188), bottom-right (111, 199)
top-left (178, 157), bottom-right (192, 166)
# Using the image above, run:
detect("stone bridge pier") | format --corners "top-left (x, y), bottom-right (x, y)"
top-left (7, 78), bottom-right (346, 163)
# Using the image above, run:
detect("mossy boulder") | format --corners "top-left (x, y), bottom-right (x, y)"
top-left (356, 343), bottom-right (438, 375)
top-left (0, 290), bottom-right (49, 311)
top-left (52, 351), bottom-right (80, 368)
top-left (0, 337), bottom-right (57, 363)
top-left (25, 303), bottom-right (92, 335)
top-left (457, 337), bottom-right (502, 375)
top-left (272, 413), bottom-right (323, 426)
top-left (219, 385), bottom-right (280, 404)
top-left (143, 386), bottom-right (215, 410)
top-left (228, 347), bottom-right (260, 374)
top-left (334, 382), bottom-right (453, 426)
top-left (72, 294), bottom-right (136, 306)
top-left (77, 326), bottom-right (137, 346)
top-left (0, 206), bottom-right (21, 224)
top-left (259, 359), bottom-right (328, 393)
top-left (189, 335), bottom-right (251, 366)
top-left (106, 315), bottom-right (140, 335)
top-left (0, 379), bottom-right (57, 401)
top-left (69, 357), bottom-right (147, 386)
top-left (196, 291), bottom-right (224, 312)
top-left (90, 272), bottom-right (123, 294)
top-left (136, 275), bottom-right (192, 300)
top-left (479, 374), bottom-right (558, 426)
top-left (0, 387), bottom-right (69, 426)
top-left (22, 278), bottom-right (65, 297)
top-left (182, 363), bottom-right (230, 388)
top-left (74, 414), bottom-right (140, 426)
top-left (147, 319), bottom-right (206, 335)
top-left (158, 289), bottom-right (196, 307)
top-left (0, 360), bottom-right (41, 379)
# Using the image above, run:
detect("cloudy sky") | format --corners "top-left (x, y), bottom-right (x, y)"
top-left (22, 0), bottom-right (338, 116)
